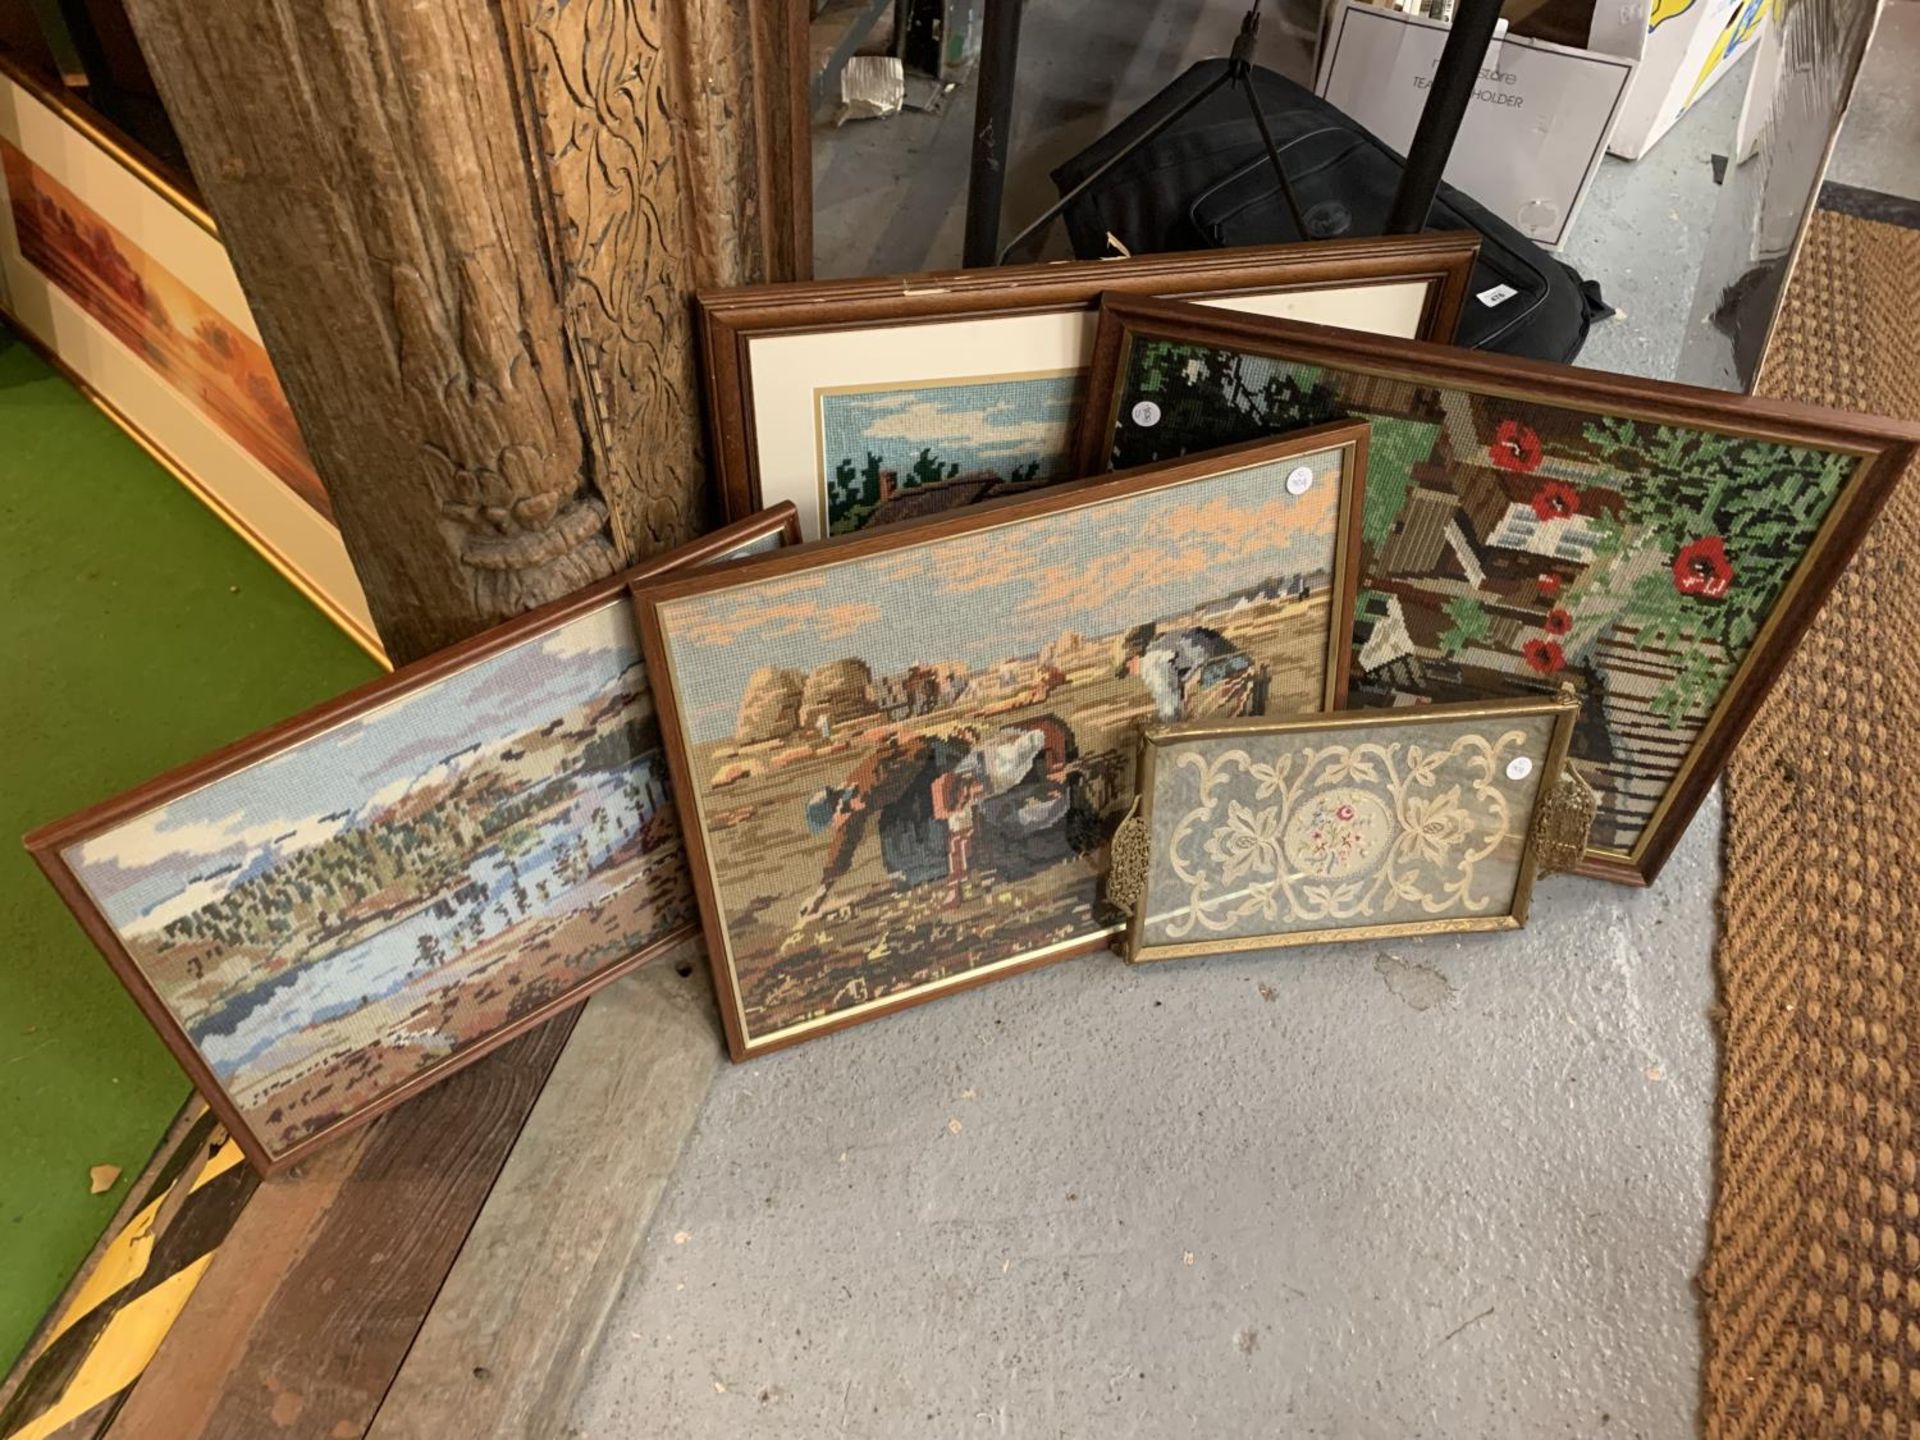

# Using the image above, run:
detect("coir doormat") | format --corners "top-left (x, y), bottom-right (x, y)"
top-left (1703, 202), bottom-right (1920, 1435)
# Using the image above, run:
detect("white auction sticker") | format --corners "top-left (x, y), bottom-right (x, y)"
top-left (1505, 756), bottom-right (1534, 781)
top-left (1285, 465), bottom-right (1315, 496)
top-left (1477, 283), bottom-right (1519, 308)
top-left (1131, 400), bottom-right (1161, 427)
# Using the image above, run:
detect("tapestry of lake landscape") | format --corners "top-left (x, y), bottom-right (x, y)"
top-left (1105, 336), bottom-right (1856, 857)
top-left (654, 446), bottom-right (1351, 1046)
top-left (64, 599), bottom-right (692, 1156)
top-left (818, 372), bottom-right (1080, 533)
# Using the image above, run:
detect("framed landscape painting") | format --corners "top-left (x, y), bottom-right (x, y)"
top-left (636, 422), bottom-right (1370, 1057)
top-left (1116, 694), bottom-right (1580, 963)
top-left (24, 506), bottom-right (799, 1174)
top-left (1074, 294), bottom-right (1920, 883)
top-left (697, 233), bottom-right (1475, 540)
top-left (0, 56), bottom-right (381, 659)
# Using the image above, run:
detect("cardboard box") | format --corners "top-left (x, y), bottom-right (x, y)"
top-left (1315, 0), bottom-right (1636, 249)
top-left (1590, 0), bottom-right (1770, 158)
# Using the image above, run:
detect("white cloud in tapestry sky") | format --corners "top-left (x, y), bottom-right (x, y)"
top-left (819, 373), bottom-right (1081, 480)
top-left (68, 599), bottom-right (643, 930)
top-left (659, 448), bottom-right (1348, 744)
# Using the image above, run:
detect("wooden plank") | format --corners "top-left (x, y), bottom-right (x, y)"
top-left (760, 0), bottom-right (817, 279)
top-left (368, 943), bottom-right (722, 1440)
top-left (103, 1019), bottom-right (576, 1440)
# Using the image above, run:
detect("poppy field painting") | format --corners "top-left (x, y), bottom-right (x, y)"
top-left (1080, 297), bottom-right (1919, 878)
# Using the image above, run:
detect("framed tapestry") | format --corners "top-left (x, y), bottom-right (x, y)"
top-left (1112, 693), bottom-right (1584, 963)
top-left (696, 233), bottom-right (1476, 540)
top-left (0, 55), bottom-right (382, 661)
top-left (1071, 293), bottom-right (1920, 884)
top-left (635, 422), bottom-right (1371, 1058)
top-left (23, 507), bottom-right (800, 1174)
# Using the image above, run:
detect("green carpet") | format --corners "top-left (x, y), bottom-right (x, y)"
top-left (0, 326), bottom-right (379, 1373)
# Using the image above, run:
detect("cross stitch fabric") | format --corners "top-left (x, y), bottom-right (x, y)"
top-left (1105, 341), bottom-right (1862, 859)
top-left (649, 446), bottom-right (1355, 1048)
top-left (1137, 710), bottom-right (1556, 947)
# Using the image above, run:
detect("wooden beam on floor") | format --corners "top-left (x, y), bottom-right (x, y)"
top-left (91, 952), bottom-right (724, 1440)
top-left (367, 945), bottom-right (721, 1440)
top-left (102, 1019), bottom-right (576, 1440)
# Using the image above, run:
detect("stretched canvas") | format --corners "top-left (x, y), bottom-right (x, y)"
top-left (637, 424), bottom-right (1370, 1057)
top-left (697, 234), bottom-right (1475, 540)
top-left (26, 508), bottom-right (798, 1173)
top-left (1075, 294), bottom-right (1920, 882)
top-left (1118, 696), bottom-right (1579, 962)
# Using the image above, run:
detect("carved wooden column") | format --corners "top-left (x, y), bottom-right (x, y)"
top-left (121, 0), bottom-right (809, 662)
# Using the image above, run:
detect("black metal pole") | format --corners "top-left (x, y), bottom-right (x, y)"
top-left (963, 0), bottom-right (1024, 267)
top-left (1383, 0), bottom-right (1504, 234)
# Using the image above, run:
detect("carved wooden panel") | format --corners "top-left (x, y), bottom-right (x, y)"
top-left (504, 0), bottom-right (807, 562)
top-left (120, 0), bottom-right (809, 661)
top-left (119, 0), bottom-right (630, 662)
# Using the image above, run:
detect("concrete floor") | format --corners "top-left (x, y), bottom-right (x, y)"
top-left (573, 801), bottom-right (1720, 1439)
top-left (1559, 53), bottom-right (1753, 381)
top-left (1823, 0), bottom-right (1920, 200)
top-left (570, 6), bottom-right (1761, 1433)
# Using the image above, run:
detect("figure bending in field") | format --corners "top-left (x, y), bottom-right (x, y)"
top-left (796, 715), bottom-right (1091, 923)
top-left (1115, 624), bottom-right (1240, 721)
top-left (798, 731), bottom-right (966, 922)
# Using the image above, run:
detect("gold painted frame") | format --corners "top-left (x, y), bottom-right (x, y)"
top-left (635, 422), bottom-right (1372, 1059)
top-left (1119, 693), bottom-right (1582, 964)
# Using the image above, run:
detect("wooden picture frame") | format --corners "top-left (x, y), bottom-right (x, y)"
top-left (697, 233), bottom-right (1477, 540)
top-left (1117, 693), bottom-right (1582, 963)
top-left (23, 506), bottom-right (800, 1175)
top-left (1072, 292), bottom-right (1920, 885)
top-left (635, 422), bottom-right (1371, 1059)
top-left (0, 53), bottom-right (384, 661)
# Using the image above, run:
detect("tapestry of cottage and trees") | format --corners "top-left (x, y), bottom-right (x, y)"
top-left (1109, 338), bottom-right (1851, 851)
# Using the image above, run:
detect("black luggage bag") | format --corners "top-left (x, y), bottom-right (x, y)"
top-left (1047, 60), bottom-right (1611, 364)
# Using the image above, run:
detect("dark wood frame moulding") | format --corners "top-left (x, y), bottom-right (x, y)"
top-left (696, 232), bottom-right (1478, 526)
top-left (0, 49), bottom-right (213, 234)
top-left (1070, 292), bottom-right (1920, 885)
top-left (633, 421), bottom-right (1372, 1061)
top-left (22, 505), bottom-right (801, 1176)
top-left (1122, 692), bottom-right (1582, 963)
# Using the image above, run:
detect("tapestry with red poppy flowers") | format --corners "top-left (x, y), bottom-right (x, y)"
top-left (1105, 338), bottom-right (1859, 857)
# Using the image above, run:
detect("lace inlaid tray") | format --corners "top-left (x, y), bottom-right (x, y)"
top-left (1110, 693), bottom-right (1589, 962)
